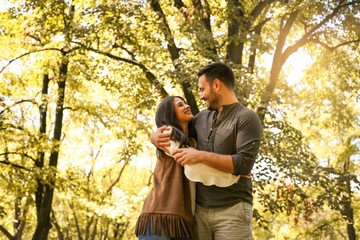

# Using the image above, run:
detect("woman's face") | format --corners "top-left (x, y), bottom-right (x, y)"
top-left (173, 97), bottom-right (193, 125)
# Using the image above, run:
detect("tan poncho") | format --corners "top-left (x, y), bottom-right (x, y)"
top-left (135, 153), bottom-right (196, 239)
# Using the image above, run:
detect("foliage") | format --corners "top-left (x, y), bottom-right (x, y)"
top-left (0, 0), bottom-right (360, 239)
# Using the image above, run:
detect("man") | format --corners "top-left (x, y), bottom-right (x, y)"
top-left (152, 62), bottom-right (262, 239)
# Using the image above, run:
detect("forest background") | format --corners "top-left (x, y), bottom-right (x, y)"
top-left (0, 0), bottom-right (360, 239)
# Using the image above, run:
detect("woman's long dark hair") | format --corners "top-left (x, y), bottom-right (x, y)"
top-left (155, 96), bottom-right (190, 155)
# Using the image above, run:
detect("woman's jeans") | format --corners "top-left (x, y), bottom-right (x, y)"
top-left (138, 221), bottom-right (191, 240)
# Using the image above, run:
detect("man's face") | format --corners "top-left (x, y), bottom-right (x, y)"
top-left (198, 74), bottom-right (221, 110)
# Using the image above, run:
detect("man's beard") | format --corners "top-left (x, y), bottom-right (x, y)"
top-left (207, 90), bottom-right (221, 111)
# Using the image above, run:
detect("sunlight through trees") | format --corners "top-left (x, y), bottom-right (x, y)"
top-left (1, 0), bottom-right (359, 239)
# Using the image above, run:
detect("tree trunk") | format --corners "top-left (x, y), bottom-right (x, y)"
top-left (32, 54), bottom-right (68, 240)
top-left (35, 74), bottom-right (49, 221)
top-left (181, 81), bottom-right (199, 115)
top-left (344, 195), bottom-right (356, 240)
top-left (256, 1), bottom-right (350, 122)
top-left (226, 0), bottom-right (245, 65)
top-left (51, 211), bottom-right (64, 240)
top-left (14, 199), bottom-right (27, 240)
top-left (257, 11), bottom-right (298, 123)
top-left (248, 20), bottom-right (268, 74)
top-left (343, 160), bottom-right (356, 240)
top-left (90, 218), bottom-right (98, 240)
top-left (150, 0), bottom-right (199, 114)
top-left (191, 0), bottom-right (218, 60)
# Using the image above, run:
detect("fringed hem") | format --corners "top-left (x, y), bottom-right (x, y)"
top-left (135, 213), bottom-right (196, 240)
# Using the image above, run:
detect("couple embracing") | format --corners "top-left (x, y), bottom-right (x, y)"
top-left (135, 62), bottom-right (262, 240)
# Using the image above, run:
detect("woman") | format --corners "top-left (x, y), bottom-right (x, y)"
top-left (135, 96), bottom-right (196, 240)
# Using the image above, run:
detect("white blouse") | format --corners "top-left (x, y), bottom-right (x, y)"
top-left (163, 128), bottom-right (240, 188)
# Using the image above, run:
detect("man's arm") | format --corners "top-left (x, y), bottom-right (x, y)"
top-left (175, 110), bottom-right (262, 175)
top-left (174, 148), bottom-right (234, 173)
top-left (174, 140), bottom-right (260, 175)
top-left (150, 125), bottom-right (171, 153)
top-left (231, 110), bottom-right (262, 175)
top-left (232, 140), bottom-right (261, 176)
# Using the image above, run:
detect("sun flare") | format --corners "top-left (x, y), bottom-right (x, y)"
top-left (283, 50), bottom-right (313, 86)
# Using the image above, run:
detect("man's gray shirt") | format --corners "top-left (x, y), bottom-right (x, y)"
top-left (190, 102), bottom-right (262, 208)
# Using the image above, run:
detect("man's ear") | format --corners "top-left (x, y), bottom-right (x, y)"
top-left (213, 79), bottom-right (221, 92)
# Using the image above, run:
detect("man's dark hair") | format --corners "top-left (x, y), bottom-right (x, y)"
top-left (197, 62), bottom-right (235, 89)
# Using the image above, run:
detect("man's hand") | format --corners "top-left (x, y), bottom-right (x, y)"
top-left (150, 125), bottom-right (171, 153)
top-left (174, 147), bottom-right (203, 166)
top-left (174, 147), bottom-right (235, 173)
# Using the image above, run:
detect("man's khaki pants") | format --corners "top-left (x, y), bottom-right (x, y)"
top-left (195, 201), bottom-right (253, 240)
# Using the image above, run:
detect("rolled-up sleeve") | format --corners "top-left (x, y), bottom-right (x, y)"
top-left (232, 140), bottom-right (261, 175)
top-left (232, 111), bottom-right (262, 176)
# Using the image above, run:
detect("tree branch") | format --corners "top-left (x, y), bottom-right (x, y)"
top-left (192, 0), bottom-right (212, 32)
top-left (0, 160), bottom-right (30, 170)
top-left (63, 106), bottom-right (80, 112)
top-left (70, 204), bottom-right (83, 240)
top-left (174, 0), bottom-right (189, 20)
top-left (4, 159), bottom-right (31, 169)
top-left (51, 211), bottom-right (64, 240)
top-left (0, 48), bottom-right (62, 74)
top-left (26, 33), bottom-right (43, 45)
top-left (90, 218), bottom-right (98, 240)
top-left (150, 0), bottom-right (180, 59)
top-left (280, 1), bottom-right (359, 65)
top-left (250, 0), bottom-right (274, 21)
top-left (265, 10), bottom-right (299, 94)
top-left (73, 42), bottom-right (169, 99)
top-left (0, 123), bottom-right (25, 132)
top-left (0, 99), bottom-right (38, 115)
top-left (250, 18), bottom-right (271, 33)
top-left (85, 215), bottom-right (95, 240)
top-left (0, 152), bottom-right (36, 163)
top-left (0, 225), bottom-right (13, 240)
top-left (150, 1), bottom-right (199, 113)
top-left (106, 158), bottom-right (129, 194)
top-left (119, 46), bottom-right (136, 60)
top-left (309, 38), bottom-right (360, 51)
top-left (174, 0), bottom-right (218, 60)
